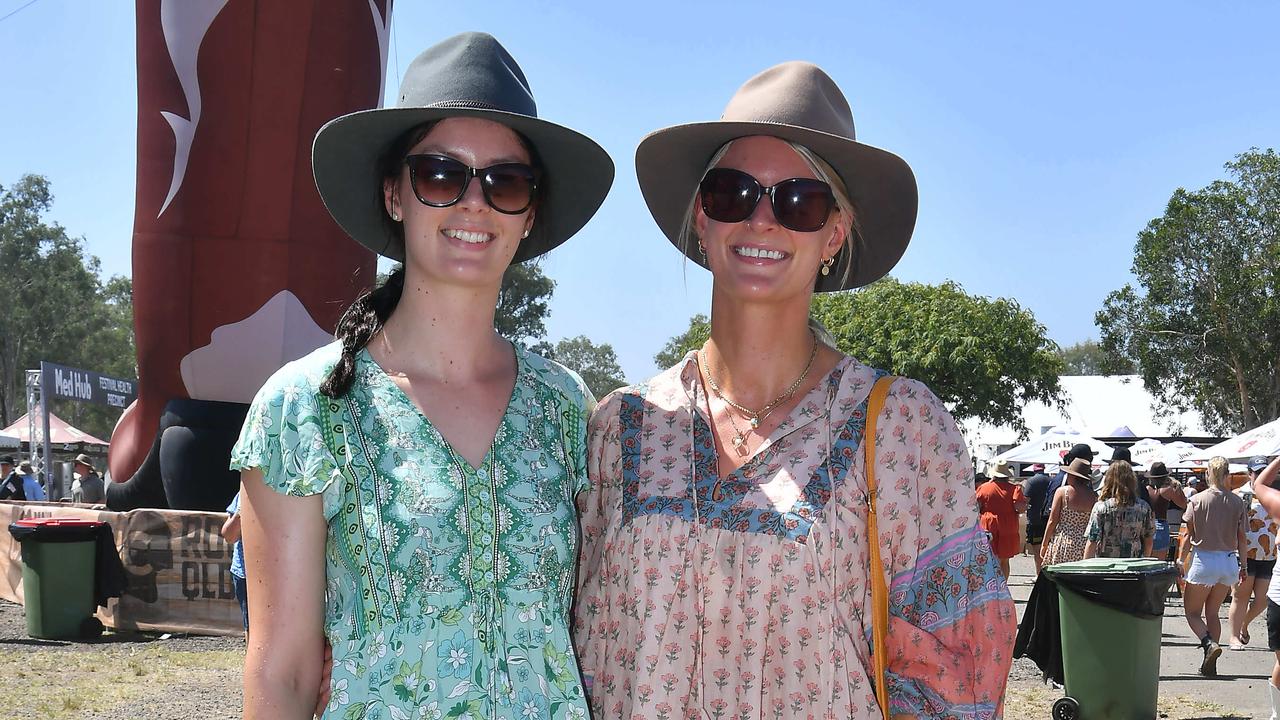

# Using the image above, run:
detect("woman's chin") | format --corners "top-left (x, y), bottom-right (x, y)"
top-left (713, 267), bottom-right (812, 304)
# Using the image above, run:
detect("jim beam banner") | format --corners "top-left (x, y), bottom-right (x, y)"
top-left (0, 502), bottom-right (241, 635)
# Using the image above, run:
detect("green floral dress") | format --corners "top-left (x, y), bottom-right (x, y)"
top-left (230, 341), bottom-right (592, 720)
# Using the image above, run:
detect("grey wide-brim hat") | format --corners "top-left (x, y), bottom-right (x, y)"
top-left (313, 32), bottom-right (614, 263)
top-left (635, 61), bottom-right (917, 292)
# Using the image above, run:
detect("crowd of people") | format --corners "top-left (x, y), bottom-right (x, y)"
top-left (0, 452), bottom-right (102, 503)
top-left (978, 446), bottom-right (1280, 713)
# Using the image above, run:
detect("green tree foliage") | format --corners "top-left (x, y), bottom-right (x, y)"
top-left (811, 278), bottom-right (1063, 435)
top-left (1098, 148), bottom-right (1280, 434)
top-left (539, 335), bottom-right (627, 399)
top-left (1056, 340), bottom-right (1135, 375)
top-left (653, 314), bottom-right (710, 369)
top-left (0, 175), bottom-right (135, 439)
top-left (496, 262), bottom-right (555, 344)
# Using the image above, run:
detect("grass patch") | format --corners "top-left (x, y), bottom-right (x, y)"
top-left (0, 645), bottom-right (242, 720)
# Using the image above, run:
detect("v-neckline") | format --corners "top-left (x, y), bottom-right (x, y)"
top-left (359, 342), bottom-right (523, 475)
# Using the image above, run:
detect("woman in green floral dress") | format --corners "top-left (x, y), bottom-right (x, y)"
top-left (232, 33), bottom-right (612, 720)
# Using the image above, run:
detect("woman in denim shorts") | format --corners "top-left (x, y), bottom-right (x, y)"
top-left (1179, 456), bottom-right (1249, 676)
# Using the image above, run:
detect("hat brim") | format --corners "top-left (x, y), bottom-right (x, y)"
top-left (1064, 469), bottom-right (1093, 481)
top-left (1105, 458), bottom-right (1144, 468)
top-left (635, 121), bottom-right (917, 291)
top-left (313, 107), bottom-right (614, 263)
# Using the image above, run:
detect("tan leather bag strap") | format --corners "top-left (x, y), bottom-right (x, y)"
top-left (864, 375), bottom-right (895, 719)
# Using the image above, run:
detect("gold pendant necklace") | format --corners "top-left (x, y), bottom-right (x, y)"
top-left (699, 329), bottom-right (819, 448)
top-left (720, 403), bottom-right (752, 455)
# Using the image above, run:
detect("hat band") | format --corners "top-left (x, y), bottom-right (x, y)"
top-left (427, 100), bottom-right (515, 112)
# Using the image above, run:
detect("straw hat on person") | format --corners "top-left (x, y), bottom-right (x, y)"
top-left (634, 61), bottom-right (917, 292)
top-left (312, 32), bottom-right (614, 263)
top-left (73, 453), bottom-right (95, 470)
top-left (16, 460), bottom-right (33, 474)
top-left (1062, 458), bottom-right (1093, 482)
top-left (988, 460), bottom-right (1014, 480)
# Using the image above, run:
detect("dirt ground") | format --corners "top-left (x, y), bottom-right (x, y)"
top-left (1, 553), bottom-right (1275, 719)
top-left (0, 601), bottom-right (243, 720)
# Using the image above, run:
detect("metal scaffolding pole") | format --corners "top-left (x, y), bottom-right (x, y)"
top-left (24, 369), bottom-right (54, 500)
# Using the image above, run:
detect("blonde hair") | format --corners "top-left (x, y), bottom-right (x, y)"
top-left (1098, 461), bottom-right (1137, 506)
top-left (675, 138), bottom-right (862, 288)
top-left (1206, 456), bottom-right (1230, 490)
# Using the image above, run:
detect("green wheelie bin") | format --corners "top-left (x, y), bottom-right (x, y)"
top-left (1044, 558), bottom-right (1178, 720)
top-left (8, 518), bottom-right (106, 639)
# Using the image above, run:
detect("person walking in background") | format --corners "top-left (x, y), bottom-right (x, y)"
top-left (70, 454), bottom-right (104, 504)
top-left (1228, 456), bottom-right (1279, 649)
top-left (1247, 456), bottom-right (1280, 718)
top-left (977, 460), bottom-right (1027, 579)
top-left (15, 460), bottom-right (45, 502)
top-left (1041, 444), bottom-right (1095, 525)
top-left (1083, 460), bottom-right (1154, 559)
top-left (1041, 458), bottom-right (1098, 567)
top-left (1144, 461), bottom-right (1187, 560)
top-left (220, 490), bottom-right (248, 634)
top-left (1180, 456), bottom-right (1249, 676)
top-left (0, 456), bottom-right (23, 501)
top-left (1023, 463), bottom-right (1051, 573)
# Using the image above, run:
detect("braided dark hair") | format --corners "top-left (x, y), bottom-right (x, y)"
top-left (320, 268), bottom-right (406, 397)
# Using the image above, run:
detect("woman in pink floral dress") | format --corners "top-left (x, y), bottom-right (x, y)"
top-left (574, 62), bottom-right (1016, 720)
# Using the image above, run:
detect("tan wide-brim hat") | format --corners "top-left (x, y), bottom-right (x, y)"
top-left (1063, 458), bottom-right (1094, 482)
top-left (989, 460), bottom-right (1014, 479)
top-left (635, 61), bottom-right (917, 292)
top-left (74, 453), bottom-right (95, 469)
top-left (313, 32), bottom-right (614, 264)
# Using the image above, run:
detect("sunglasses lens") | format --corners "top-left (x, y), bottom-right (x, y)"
top-left (482, 165), bottom-right (537, 214)
top-left (773, 179), bottom-right (835, 232)
top-left (408, 156), bottom-right (467, 206)
top-left (699, 169), bottom-right (758, 224)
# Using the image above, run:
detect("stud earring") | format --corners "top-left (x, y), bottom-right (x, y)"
top-left (820, 257), bottom-right (835, 276)
top-left (390, 211), bottom-right (400, 222)
top-left (521, 229), bottom-right (530, 239)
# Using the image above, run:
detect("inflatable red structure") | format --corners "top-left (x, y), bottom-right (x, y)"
top-left (108, 0), bottom-right (389, 510)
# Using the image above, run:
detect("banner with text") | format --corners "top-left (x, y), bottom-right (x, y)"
top-left (1, 501), bottom-right (240, 636)
top-left (41, 361), bottom-right (138, 409)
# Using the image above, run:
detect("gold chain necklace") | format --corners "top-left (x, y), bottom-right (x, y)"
top-left (699, 329), bottom-right (818, 453)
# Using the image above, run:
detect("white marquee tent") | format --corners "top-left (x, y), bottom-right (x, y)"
top-left (1191, 416), bottom-right (1280, 461)
top-left (964, 375), bottom-right (1211, 465)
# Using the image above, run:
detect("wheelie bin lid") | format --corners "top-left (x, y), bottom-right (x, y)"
top-left (1044, 558), bottom-right (1179, 618)
top-left (1044, 557), bottom-right (1173, 575)
top-left (8, 518), bottom-right (106, 543)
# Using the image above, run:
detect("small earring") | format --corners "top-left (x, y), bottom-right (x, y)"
top-left (521, 229), bottom-right (530, 239)
top-left (390, 212), bottom-right (400, 222)
top-left (820, 257), bottom-right (835, 276)
top-left (697, 241), bottom-right (707, 260)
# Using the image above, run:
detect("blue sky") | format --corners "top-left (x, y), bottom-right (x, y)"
top-left (2, 1), bottom-right (1278, 383)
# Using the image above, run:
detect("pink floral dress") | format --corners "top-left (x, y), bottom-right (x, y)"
top-left (573, 353), bottom-right (1016, 720)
